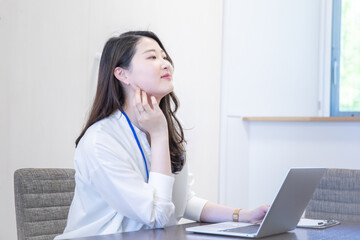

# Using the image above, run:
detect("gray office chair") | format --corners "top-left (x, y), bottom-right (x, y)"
top-left (305, 168), bottom-right (360, 222)
top-left (14, 168), bottom-right (75, 240)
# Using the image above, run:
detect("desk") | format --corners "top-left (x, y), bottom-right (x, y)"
top-left (66, 222), bottom-right (360, 240)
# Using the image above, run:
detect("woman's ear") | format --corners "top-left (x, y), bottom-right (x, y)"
top-left (114, 67), bottom-right (130, 85)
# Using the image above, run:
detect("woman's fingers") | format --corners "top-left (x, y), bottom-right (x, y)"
top-left (151, 96), bottom-right (158, 109)
top-left (134, 87), bottom-right (156, 113)
top-left (142, 91), bottom-right (152, 112)
top-left (135, 87), bottom-right (145, 113)
top-left (131, 88), bottom-right (167, 136)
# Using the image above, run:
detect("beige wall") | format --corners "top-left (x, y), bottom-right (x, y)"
top-left (0, 1), bottom-right (222, 238)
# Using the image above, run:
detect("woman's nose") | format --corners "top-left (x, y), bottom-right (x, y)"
top-left (162, 60), bottom-right (171, 70)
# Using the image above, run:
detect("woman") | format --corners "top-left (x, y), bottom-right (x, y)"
top-left (55, 31), bottom-right (269, 239)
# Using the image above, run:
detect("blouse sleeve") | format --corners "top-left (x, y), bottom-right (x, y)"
top-left (183, 166), bottom-right (208, 221)
top-left (175, 118), bottom-right (208, 221)
top-left (83, 130), bottom-right (176, 228)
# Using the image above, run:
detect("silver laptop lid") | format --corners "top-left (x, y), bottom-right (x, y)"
top-left (256, 168), bottom-right (326, 238)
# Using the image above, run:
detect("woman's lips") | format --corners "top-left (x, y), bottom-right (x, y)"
top-left (161, 73), bottom-right (171, 80)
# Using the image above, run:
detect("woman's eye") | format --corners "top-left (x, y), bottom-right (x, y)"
top-left (147, 55), bottom-right (169, 60)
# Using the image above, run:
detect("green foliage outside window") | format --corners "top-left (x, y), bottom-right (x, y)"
top-left (339, 0), bottom-right (360, 111)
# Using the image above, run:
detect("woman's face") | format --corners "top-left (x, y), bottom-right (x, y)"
top-left (126, 37), bottom-right (174, 100)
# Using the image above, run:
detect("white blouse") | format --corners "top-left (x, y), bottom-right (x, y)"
top-left (55, 110), bottom-right (208, 239)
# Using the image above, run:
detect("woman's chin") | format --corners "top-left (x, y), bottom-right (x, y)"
top-left (153, 87), bottom-right (174, 99)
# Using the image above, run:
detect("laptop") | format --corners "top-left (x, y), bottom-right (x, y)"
top-left (186, 168), bottom-right (326, 238)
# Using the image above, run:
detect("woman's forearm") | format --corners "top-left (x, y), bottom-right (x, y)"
top-left (200, 202), bottom-right (238, 223)
top-left (150, 133), bottom-right (172, 176)
top-left (200, 202), bottom-right (269, 223)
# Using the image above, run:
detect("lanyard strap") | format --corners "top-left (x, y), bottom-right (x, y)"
top-left (121, 110), bottom-right (149, 182)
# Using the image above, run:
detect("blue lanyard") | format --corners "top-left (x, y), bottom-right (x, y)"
top-left (121, 110), bottom-right (149, 182)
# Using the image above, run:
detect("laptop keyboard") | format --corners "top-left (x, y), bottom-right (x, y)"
top-left (220, 225), bottom-right (260, 234)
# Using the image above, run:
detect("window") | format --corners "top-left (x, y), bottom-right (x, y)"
top-left (330, 0), bottom-right (360, 116)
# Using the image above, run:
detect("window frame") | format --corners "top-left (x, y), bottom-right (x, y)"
top-left (330, 0), bottom-right (360, 116)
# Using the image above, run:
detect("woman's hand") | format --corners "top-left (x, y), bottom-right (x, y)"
top-left (132, 87), bottom-right (172, 176)
top-left (133, 87), bottom-right (167, 138)
top-left (242, 205), bottom-right (270, 224)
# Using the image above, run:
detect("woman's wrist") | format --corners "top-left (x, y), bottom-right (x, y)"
top-left (232, 208), bottom-right (242, 222)
top-left (149, 130), bottom-right (171, 176)
top-left (234, 208), bottom-right (250, 223)
top-left (150, 129), bottom-right (169, 142)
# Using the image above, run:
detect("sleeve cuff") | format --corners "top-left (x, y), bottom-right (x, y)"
top-left (184, 196), bottom-right (208, 221)
top-left (148, 171), bottom-right (175, 201)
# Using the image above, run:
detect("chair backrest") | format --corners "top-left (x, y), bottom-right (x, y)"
top-left (14, 168), bottom-right (75, 240)
top-left (305, 168), bottom-right (360, 222)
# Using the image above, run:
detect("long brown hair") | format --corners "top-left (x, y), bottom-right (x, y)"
top-left (76, 31), bottom-right (186, 173)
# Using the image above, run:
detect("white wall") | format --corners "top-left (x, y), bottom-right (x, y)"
top-left (0, 1), bottom-right (223, 239)
top-left (220, 0), bottom-right (360, 210)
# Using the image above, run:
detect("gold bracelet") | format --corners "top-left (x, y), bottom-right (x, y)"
top-left (232, 208), bottom-right (242, 222)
